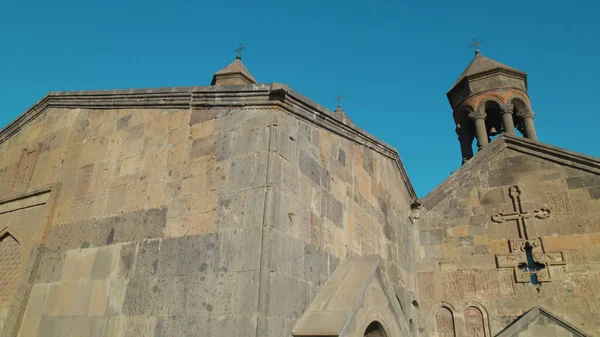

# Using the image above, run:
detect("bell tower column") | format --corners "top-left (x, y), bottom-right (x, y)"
top-left (470, 113), bottom-right (489, 149)
top-left (518, 109), bottom-right (538, 141)
top-left (457, 125), bottom-right (473, 164)
top-left (501, 104), bottom-right (516, 135)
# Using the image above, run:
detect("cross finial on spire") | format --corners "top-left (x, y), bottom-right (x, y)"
top-left (336, 94), bottom-right (344, 108)
top-left (468, 38), bottom-right (484, 54)
top-left (234, 43), bottom-right (246, 60)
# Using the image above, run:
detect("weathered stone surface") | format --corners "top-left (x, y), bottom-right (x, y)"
top-left (2, 56), bottom-right (598, 337)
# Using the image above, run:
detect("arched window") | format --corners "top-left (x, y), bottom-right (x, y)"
top-left (465, 306), bottom-right (486, 336)
top-left (435, 306), bottom-right (455, 337)
top-left (409, 319), bottom-right (415, 336)
top-left (0, 234), bottom-right (22, 308)
top-left (364, 321), bottom-right (387, 337)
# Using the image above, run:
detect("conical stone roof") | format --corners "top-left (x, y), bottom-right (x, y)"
top-left (453, 51), bottom-right (522, 86)
top-left (211, 57), bottom-right (257, 86)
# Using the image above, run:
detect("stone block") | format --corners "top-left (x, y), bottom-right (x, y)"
top-left (90, 317), bottom-right (109, 337)
top-left (106, 317), bottom-right (124, 337)
top-left (91, 247), bottom-right (114, 280)
top-left (155, 276), bottom-right (186, 316)
top-left (88, 280), bottom-right (110, 316)
top-left (450, 225), bottom-right (469, 237)
top-left (185, 233), bottom-right (220, 275)
top-left (190, 109), bottom-right (218, 126)
top-left (589, 186), bottom-right (600, 200)
top-left (566, 177), bottom-right (584, 189)
top-left (180, 316), bottom-right (216, 337)
top-left (303, 244), bottom-right (329, 287)
top-left (111, 208), bottom-right (168, 243)
top-left (123, 316), bottom-right (156, 336)
top-left (71, 317), bottom-right (93, 337)
top-left (266, 273), bottom-right (310, 320)
top-left (157, 236), bottom-right (188, 277)
top-left (185, 276), bottom-right (217, 316)
top-left (269, 229), bottom-right (292, 275)
top-left (17, 314), bottom-right (41, 337)
top-left (106, 279), bottom-right (128, 316)
top-left (257, 316), bottom-right (286, 337)
top-left (473, 234), bottom-right (489, 246)
top-left (217, 316), bottom-right (256, 336)
top-left (190, 134), bottom-right (218, 159)
top-left (117, 242), bottom-right (136, 278)
top-left (41, 283), bottom-right (61, 316)
top-left (215, 191), bottom-right (247, 231)
top-left (121, 276), bottom-right (161, 315)
top-left (72, 281), bottom-right (93, 315)
top-left (582, 175), bottom-right (600, 187)
top-left (227, 152), bottom-right (268, 191)
top-left (135, 239), bottom-right (160, 276)
top-left (116, 115), bottom-right (131, 130)
top-left (322, 192), bottom-right (344, 228)
top-left (216, 228), bottom-right (261, 272)
top-left (189, 120), bottom-right (215, 140)
top-left (155, 316), bottom-right (183, 337)
top-left (264, 188), bottom-right (291, 233)
top-left (164, 211), bottom-right (215, 238)
top-left (299, 150), bottom-right (321, 186)
top-left (53, 316), bottom-right (76, 336)
top-left (57, 282), bottom-right (77, 315)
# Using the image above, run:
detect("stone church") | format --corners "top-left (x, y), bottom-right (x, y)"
top-left (0, 49), bottom-right (599, 337)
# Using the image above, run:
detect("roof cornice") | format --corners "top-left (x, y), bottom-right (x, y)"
top-left (420, 134), bottom-right (600, 211)
top-left (0, 83), bottom-right (417, 200)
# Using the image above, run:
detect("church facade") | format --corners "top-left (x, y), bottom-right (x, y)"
top-left (0, 51), bottom-right (598, 337)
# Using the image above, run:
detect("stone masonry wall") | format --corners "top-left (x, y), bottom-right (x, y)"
top-left (0, 105), bottom-right (275, 337)
top-left (416, 148), bottom-right (600, 336)
top-left (0, 101), bottom-right (418, 337)
top-left (257, 111), bottom-right (417, 335)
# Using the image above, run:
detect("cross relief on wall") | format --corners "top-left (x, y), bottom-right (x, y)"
top-left (492, 185), bottom-right (566, 285)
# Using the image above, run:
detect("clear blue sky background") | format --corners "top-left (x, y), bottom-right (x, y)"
top-left (1, 0), bottom-right (599, 197)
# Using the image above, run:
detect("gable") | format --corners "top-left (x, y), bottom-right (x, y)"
top-left (421, 134), bottom-right (600, 212)
top-left (293, 255), bottom-right (411, 337)
top-left (496, 306), bottom-right (590, 337)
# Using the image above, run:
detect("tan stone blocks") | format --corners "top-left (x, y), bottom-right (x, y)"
top-left (106, 185), bottom-right (127, 215)
top-left (88, 280), bottom-right (110, 316)
top-left (62, 249), bottom-right (96, 282)
top-left (168, 110), bottom-right (191, 131)
top-left (489, 240), bottom-right (509, 255)
top-left (167, 141), bottom-right (190, 166)
top-left (124, 181), bottom-right (148, 212)
top-left (473, 234), bottom-right (489, 246)
top-left (146, 182), bottom-right (166, 209)
top-left (168, 127), bottom-right (188, 145)
top-left (449, 225), bottom-right (469, 237)
top-left (16, 314), bottom-right (41, 337)
top-left (106, 279), bottom-right (128, 316)
top-left (543, 234), bottom-right (600, 252)
top-left (119, 155), bottom-right (142, 176)
top-left (189, 119), bottom-right (215, 140)
top-left (164, 211), bottom-right (216, 238)
top-left (143, 146), bottom-right (168, 169)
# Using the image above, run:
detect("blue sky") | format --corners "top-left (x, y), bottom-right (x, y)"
top-left (1, 0), bottom-right (599, 197)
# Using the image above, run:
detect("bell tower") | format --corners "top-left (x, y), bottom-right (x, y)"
top-left (447, 49), bottom-right (538, 164)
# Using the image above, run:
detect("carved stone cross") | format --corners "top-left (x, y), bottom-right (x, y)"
top-left (492, 185), bottom-right (566, 284)
top-left (491, 185), bottom-right (550, 240)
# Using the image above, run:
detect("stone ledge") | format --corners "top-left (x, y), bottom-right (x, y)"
top-left (0, 83), bottom-right (417, 200)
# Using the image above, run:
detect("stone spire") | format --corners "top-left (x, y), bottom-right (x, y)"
top-left (211, 56), bottom-right (257, 86)
top-left (447, 51), bottom-right (537, 164)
